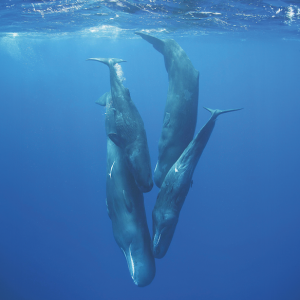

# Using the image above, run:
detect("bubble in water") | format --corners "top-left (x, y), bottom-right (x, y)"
top-left (114, 63), bottom-right (126, 82)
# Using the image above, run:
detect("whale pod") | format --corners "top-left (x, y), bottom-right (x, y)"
top-left (135, 32), bottom-right (199, 188)
top-left (152, 107), bottom-right (243, 259)
top-left (88, 58), bottom-right (153, 193)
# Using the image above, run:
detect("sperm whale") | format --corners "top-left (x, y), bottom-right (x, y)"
top-left (88, 58), bottom-right (153, 193)
top-left (152, 107), bottom-right (242, 258)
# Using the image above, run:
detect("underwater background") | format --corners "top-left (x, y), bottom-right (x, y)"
top-left (1, 0), bottom-right (300, 299)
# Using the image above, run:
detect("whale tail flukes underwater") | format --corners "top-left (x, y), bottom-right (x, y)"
top-left (86, 57), bottom-right (126, 66)
top-left (203, 107), bottom-right (243, 120)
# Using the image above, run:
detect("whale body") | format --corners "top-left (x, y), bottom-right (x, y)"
top-left (152, 107), bottom-right (242, 259)
top-left (135, 32), bottom-right (199, 188)
top-left (96, 91), bottom-right (156, 286)
top-left (88, 58), bottom-right (153, 193)
top-left (106, 138), bottom-right (156, 286)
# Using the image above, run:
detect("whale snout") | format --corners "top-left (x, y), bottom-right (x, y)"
top-left (152, 237), bottom-right (165, 259)
top-left (152, 230), bottom-right (168, 259)
top-left (152, 211), bottom-right (179, 258)
top-left (152, 244), bottom-right (162, 258)
top-left (137, 177), bottom-right (153, 193)
top-left (122, 244), bottom-right (156, 287)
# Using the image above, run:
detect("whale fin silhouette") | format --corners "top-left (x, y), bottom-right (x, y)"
top-left (86, 58), bottom-right (126, 66)
top-left (135, 32), bottom-right (165, 54)
top-left (96, 91), bottom-right (111, 106)
top-left (106, 106), bottom-right (122, 147)
top-left (203, 107), bottom-right (243, 121)
top-left (108, 133), bottom-right (123, 148)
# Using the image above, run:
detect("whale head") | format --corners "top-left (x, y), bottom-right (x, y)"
top-left (152, 208), bottom-right (178, 258)
top-left (121, 243), bottom-right (156, 287)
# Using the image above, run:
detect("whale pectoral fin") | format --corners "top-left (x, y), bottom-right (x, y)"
top-left (105, 107), bottom-right (122, 147)
top-left (123, 190), bottom-right (133, 213)
top-left (108, 133), bottom-right (123, 148)
top-left (96, 91), bottom-right (111, 106)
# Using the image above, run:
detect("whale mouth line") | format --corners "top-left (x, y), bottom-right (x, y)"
top-left (128, 244), bottom-right (138, 285)
top-left (121, 245), bottom-right (139, 286)
top-left (109, 161), bottom-right (115, 179)
top-left (154, 233), bottom-right (162, 247)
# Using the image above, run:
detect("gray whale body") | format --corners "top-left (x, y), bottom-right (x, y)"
top-left (88, 58), bottom-right (153, 193)
top-left (135, 32), bottom-right (199, 188)
top-left (152, 107), bottom-right (242, 259)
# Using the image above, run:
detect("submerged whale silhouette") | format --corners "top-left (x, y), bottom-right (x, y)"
top-left (135, 32), bottom-right (199, 188)
top-left (95, 91), bottom-right (156, 286)
top-left (106, 137), bottom-right (156, 286)
top-left (152, 107), bottom-right (242, 259)
top-left (87, 58), bottom-right (153, 193)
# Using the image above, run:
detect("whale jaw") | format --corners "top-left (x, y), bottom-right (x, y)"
top-left (152, 211), bottom-right (179, 259)
top-left (121, 244), bottom-right (156, 287)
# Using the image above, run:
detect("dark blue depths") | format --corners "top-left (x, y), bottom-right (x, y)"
top-left (0, 35), bottom-right (300, 300)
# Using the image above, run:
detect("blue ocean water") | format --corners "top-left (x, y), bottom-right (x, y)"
top-left (1, 1), bottom-right (300, 299)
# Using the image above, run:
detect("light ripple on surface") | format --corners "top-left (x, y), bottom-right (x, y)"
top-left (0, 0), bottom-right (299, 37)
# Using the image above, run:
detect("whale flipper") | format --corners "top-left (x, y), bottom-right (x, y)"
top-left (96, 91), bottom-right (111, 106)
top-left (105, 105), bottom-right (122, 147)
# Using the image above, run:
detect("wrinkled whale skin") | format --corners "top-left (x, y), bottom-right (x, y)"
top-left (152, 107), bottom-right (242, 259)
top-left (88, 58), bottom-right (153, 193)
top-left (136, 32), bottom-right (199, 188)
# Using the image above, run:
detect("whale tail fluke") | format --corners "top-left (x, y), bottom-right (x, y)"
top-left (135, 31), bottom-right (165, 54)
top-left (203, 107), bottom-right (243, 121)
top-left (86, 58), bottom-right (126, 67)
